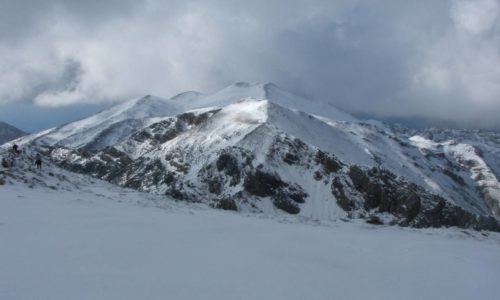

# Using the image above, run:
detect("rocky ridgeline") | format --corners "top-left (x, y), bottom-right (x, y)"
top-left (44, 109), bottom-right (500, 232)
top-left (8, 82), bottom-right (500, 232)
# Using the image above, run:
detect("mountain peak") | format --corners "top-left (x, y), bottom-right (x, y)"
top-left (134, 94), bottom-right (164, 105)
top-left (262, 82), bottom-right (278, 89)
top-left (170, 91), bottom-right (205, 102)
top-left (197, 81), bottom-right (357, 122)
top-left (0, 121), bottom-right (26, 144)
top-left (13, 94), bottom-right (182, 150)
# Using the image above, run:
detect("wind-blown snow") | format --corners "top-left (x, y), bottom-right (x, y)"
top-left (409, 135), bottom-right (439, 150)
top-left (189, 82), bottom-right (357, 122)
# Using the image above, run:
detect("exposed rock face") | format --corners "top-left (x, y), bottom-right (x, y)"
top-left (50, 129), bottom-right (500, 232)
top-left (216, 152), bottom-right (242, 186)
top-left (315, 150), bottom-right (342, 174)
top-left (244, 169), bottom-right (285, 197)
top-left (31, 98), bottom-right (500, 232)
top-left (332, 176), bottom-right (358, 212)
top-left (345, 166), bottom-right (500, 231)
top-left (243, 169), bottom-right (306, 214)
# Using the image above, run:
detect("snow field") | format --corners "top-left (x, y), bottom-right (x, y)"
top-left (1, 183), bottom-right (499, 300)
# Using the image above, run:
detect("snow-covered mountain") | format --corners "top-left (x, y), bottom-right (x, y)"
top-left (14, 95), bottom-right (183, 150)
top-left (4, 82), bottom-right (500, 231)
top-left (0, 121), bottom-right (25, 145)
top-left (14, 82), bottom-right (353, 151)
top-left (187, 82), bottom-right (356, 122)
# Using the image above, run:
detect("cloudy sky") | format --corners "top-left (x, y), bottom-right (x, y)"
top-left (0, 0), bottom-right (499, 131)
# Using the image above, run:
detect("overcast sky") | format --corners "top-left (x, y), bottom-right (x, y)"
top-left (1, 0), bottom-right (499, 130)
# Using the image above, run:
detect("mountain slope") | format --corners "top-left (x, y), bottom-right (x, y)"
top-left (1, 138), bottom-right (499, 300)
top-left (7, 82), bottom-right (500, 230)
top-left (12, 82), bottom-right (352, 151)
top-left (0, 121), bottom-right (25, 145)
top-left (41, 98), bottom-right (500, 231)
top-left (189, 82), bottom-right (357, 122)
top-left (408, 131), bottom-right (500, 217)
top-left (14, 95), bottom-right (182, 150)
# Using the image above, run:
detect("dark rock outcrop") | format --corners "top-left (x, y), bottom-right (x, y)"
top-left (344, 165), bottom-right (500, 231)
top-left (244, 169), bottom-right (284, 197)
top-left (216, 153), bottom-right (241, 185)
top-left (315, 150), bottom-right (342, 174)
top-left (214, 198), bottom-right (238, 211)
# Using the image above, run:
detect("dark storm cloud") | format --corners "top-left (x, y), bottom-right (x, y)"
top-left (0, 0), bottom-right (139, 42)
top-left (0, 0), bottom-right (499, 127)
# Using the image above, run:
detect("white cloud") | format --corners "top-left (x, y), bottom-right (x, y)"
top-left (451, 0), bottom-right (499, 34)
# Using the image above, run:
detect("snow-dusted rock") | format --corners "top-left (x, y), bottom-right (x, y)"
top-left (5, 82), bottom-right (500, 230)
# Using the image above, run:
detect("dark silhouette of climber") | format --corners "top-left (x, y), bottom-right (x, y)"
top-left (12, 143), bottom-right (20, 155)
top-left (35, 153), bottom-right (42, 170)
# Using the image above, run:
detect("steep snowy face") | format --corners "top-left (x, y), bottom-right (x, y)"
top-left (11, 95), bottom-right (182, 150)
top-left (187, 82), bottom-right (357, 122)
top-left (187, 99), bottom-right (269, 147)
top-left (187, 82), bottom-right (268, 109)
top-left (128, 99), bottom-right (370, 168)
top-left (263, 82), bottom-right (357, 122)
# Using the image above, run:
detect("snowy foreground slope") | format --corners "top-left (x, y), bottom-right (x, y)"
top-left (6, 82), bottom-right (500, 230)
top-left (1, 169), bottom-right (500, 300)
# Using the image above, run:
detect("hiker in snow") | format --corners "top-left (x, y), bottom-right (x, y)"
top-left (35, 154), bottom-right (42, 170)
top-left (12, 143), bottom-right (20, 155)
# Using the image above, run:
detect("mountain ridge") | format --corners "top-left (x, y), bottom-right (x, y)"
top-left (3, 82), bottom-right (500, 230)
top-left (0, 121), bottom-right (26, 145)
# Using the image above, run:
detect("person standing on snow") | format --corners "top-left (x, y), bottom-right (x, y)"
top-left (35, 153), bottom-right (42, 170)
top-left (12, 143), bottom-right (20, 155)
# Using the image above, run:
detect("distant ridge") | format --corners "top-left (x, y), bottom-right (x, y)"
top-left (0, 121), bottom-right (26, 145)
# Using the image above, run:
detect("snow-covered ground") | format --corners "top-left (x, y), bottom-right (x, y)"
top-left (1, 182), bottom-right (499, 300)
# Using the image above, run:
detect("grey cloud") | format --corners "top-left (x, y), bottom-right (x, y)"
top-left (0, 0), bottom-right (137, 43)
top-left (1, 0), bottom-right (500, 127)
